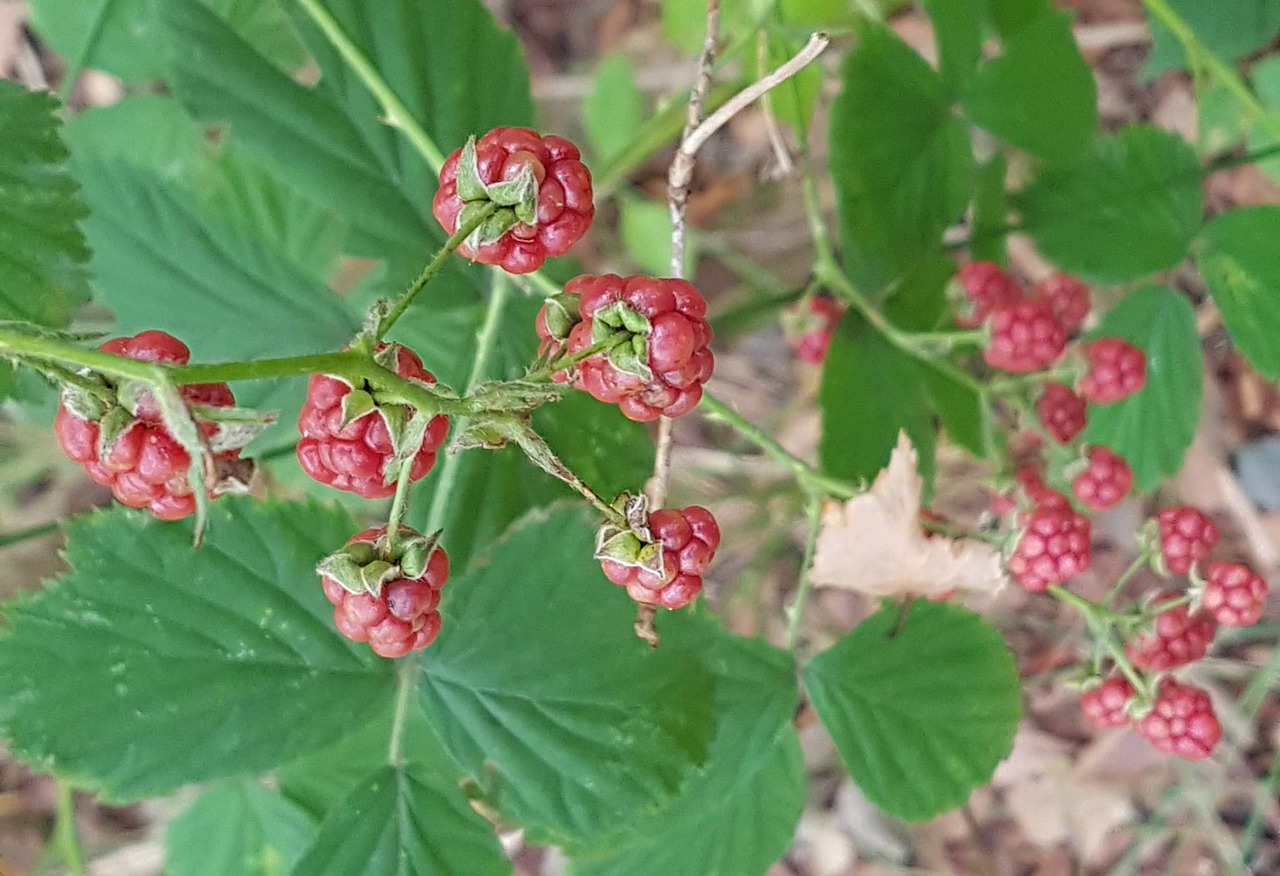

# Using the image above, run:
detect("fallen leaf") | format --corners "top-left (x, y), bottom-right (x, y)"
top-left (809, 432), bottom-right (1006, 599)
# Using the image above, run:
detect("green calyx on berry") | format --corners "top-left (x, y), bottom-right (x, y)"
top-left (540, 293), bottom-right (582, 343)
top-left (454, 136), bottom-right (539, 248)
top-left (591, 300), bottom-right (653, 379)
top-left (594, 492), bottom-right (665, 580)
top-left (317, 528), bottom-right (441, 597)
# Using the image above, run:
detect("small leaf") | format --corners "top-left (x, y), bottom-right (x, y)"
top-left (1082, 287), bottom-right (1202, 493)
top-left (583, 55), bottom-right (645, 162)
top-left (420, 506), bottom-right (716, 849)
top-left (1015, 125), bottom-right (1202, 283)
top-left (923, 0), bottom-right (984, 91)
top-left (963, 10), bottom-right (1097, 163)
top-left (0, 498), bottom-right (395, 800)
top-left (1143, 0), bottom-right (1280, 79)
top-left (570, 619), bottom-right (804, 876)
top-left (804, 599), bottom-right (1022, 821)
top-left (819, 311), bottom-right (938, 489)
top-left (167, 781), bottom-right (314, 876)
top-left (0, 82), bottom-right (91, 329)
top-left (830, 23), bottom-right (972, 291)
top-left (1195, 206), bottom-right (1280, 379)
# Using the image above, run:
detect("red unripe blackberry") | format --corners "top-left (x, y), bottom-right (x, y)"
top-left (1136, 679), bottom-right (1221, 760)
top-left (1202, 561), bottom-right (1268, 627)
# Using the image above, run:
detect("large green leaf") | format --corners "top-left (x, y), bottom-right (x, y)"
top-left (804, 599), bottom-right (1021, 822)
top-left (1016, 125), bottom-right (1202, 283)
top-left (167, 781), bottom-right (315, 876)
top-left (289, 763), bottom-right (509, 876)
top-left (0, 498), bottom-right (396, 800)
top-left (1082, 287), bottom-right (1202, 493)
top-left (830, 23), bottom-right (972, 292)
top-left (819, 312), bottom-right (937, 489)
top-left (28, 0), bottom-right (307, 83)
top-left (583, 55), bottom-right (645, 165)
top-left (0, 82), bottom-right (90, 328)
top-left (962, 10), bottom-right (1096, 163)
top-left (923, 0), bottom-right (983, 92)
top-left (74, 158), bottom-right (358, 452)
top-left (570, 620), bottom-right (804, 876)
top-left (420, 506), bottom-right (716, 850)
top-left (1195, 206), bottom-right (1280, 379)
top-left (1143, 0), bottom-right (1280, 79)
top-left (160, 0), bottom-right (429, 259)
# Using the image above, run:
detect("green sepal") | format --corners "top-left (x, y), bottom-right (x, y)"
top-left (465, 205), bottom-right (520, 249)
top-left (485, 163), bottom-right (538, 225)
top-left (338, 389), bottom-right (377, 430)
top-left (593, 300), bottom-right (652, 336)
top-left (593, 525), bottom-right (665, 580)
top-left (396, 530), bottom-right (441, 580)
top-left (150, 380), bottom-right (212, 542)
top-left (541, 293), bottom-right (582, 342)
top-left (379, 407), bottom-right (433, 486)
top-left (607, 334), bottom-right (652, 380)
top-left (316, 552), bottom-right (400, 597)
top-left (371, 342), bottom-right (402, 372)
top-left (456, 136), bottom-right (488, 202)
top-left (452, 412), bottom-right (522, 451)
top-left (114, 378), bottom-right (153, 418)
top-left (59, 381), bottom-right (110, 421)
top-left (94, 406), bottom-right (134, 460)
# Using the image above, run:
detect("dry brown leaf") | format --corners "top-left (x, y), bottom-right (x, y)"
top-left (809, 432), bottom-right (1006, 599)
top-left (993, 727), bottom-right (1136, 864)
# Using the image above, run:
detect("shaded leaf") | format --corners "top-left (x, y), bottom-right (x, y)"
top-left (1082, 287), bottom-right (1203, 492)
top-left (1195, 206), bottom-right (1280, 379)
top-left (167, 781), bottom-right (315, 876)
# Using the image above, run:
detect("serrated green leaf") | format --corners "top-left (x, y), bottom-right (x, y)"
top-left (1195, 206), bottom-right (1280, 379)
top-left (1143, 0), bottom-right (1280, 80)
top-left (167, 781), bottom-right (315, 876)
top-left (584, 55), bottom-right (645, 164)
top-left (0, 498), bottom-right (396, 800)
top-left (160, 0), bottom-right (430, 259)
top-left (963, 11), bottom-right (1097, 163)
top-left (970, 154), bottom-right (1009, 263)
top-left (569, 619), bottom-right (803, 876)
top-left (0, 82), bottom-right (90, 329)
top-left (1016, 125), bottom-right (1202, 283)
top-left (819, 312), bottom-right (937, 489)
top-left (921, 363), bottom-right (990, 460)
top-left (420, 506), bottom-right (716, 849)
top-left (830, 23), bottom-right (973, 292)
top-left (804, 599), bottom-right (1021, 822)
top-left (73, 158), bottom-right (359, 453)
top-left (532, 390), bottom-right (656, 503)
top-left (923, 0), bottom-right (984, 92)
top-left (29, 0), bottom-right (307, 84)
top-left (289, 762), bottom-right (509, 876)
top-left (1082, 286), bottom-right (1202, 492)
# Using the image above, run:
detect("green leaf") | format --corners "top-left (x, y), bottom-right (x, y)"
top-left (584, 55), bottom-right (645, 164)
top-left (970, 154), bottom-right (1009, 263)
top-left (923, 0), bottom-right (984, 92)
top-left (620, 194), bottom-right (693, 277)
top-left (160, 0), bottom-right (430, 259)
top-left (921, 364), bottom-right (990, 460)
top-left (963, 11), bottom-right (1097, 163)
top-left (1143, 0), bottom-right (1280, 79)
top-left (532, 390), bottom-right (656, 503)
top-left (64, 96), bottom-right (207, 182)
top-left (420, 506), bottom-right (716, 849)
top-left (0, 498), bottom-right (396, 800)
top-left (766, 32), bottom-right (823, 132)
top-left (0, 82), bottom-right (90, 328)
top-left (1082, 286), bottom-right (1202, 492)
top-left (290, 763), bottom-right (509, 876)
top-left (1196, 206), bottom-right (1280, 379)
top-left (804, 599), bottom-right (1022, 822)
top-left (167, 781), bottom-right (315, 876)
top-left (986, 0), bottom-right (1052, 38)
top-left (28, 0), bottom-right (307, 84)
top-left (73, 159), bottom-right (359, 452)
top-left (1016, 125), bottom-right (1202, 283)
top-left (570, 620), bottom-right (803, 876)
top-left (819, 312), bottom-right (937, 489)
top-left (830, 23), bottom-right (973, 291)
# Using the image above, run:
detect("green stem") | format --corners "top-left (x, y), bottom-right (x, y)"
top-left (1103, 554), bottom-right (1152, 607)
top-left (1238, 742), bottom-right (1280, 870)
top-left (377, 202), bottom-right (499, 339)
top-left (51, 780), bottom-right (86, 876)
top-left (386, 658), bottom-right (417, 767)
top-left (295, 0), bottom-right (446, 172)
top-left (785, 490), bottom-right (823, 651)
top-left (383, 454), bottom-right (417, 553)
top-left (1048, 585), bottom-right (1150, 698)
top-left (1203, 141), bottom-right (1280, 174)
top-left (424, 271), bottom-right (511, 535)
top-left (1142, 0), bottom-right (1280, 142)
top-left (799, 150), bottom-right (836, 268)
top-left (524, 334), bottom-right (628, 384)
top-left (699, 392), bottom-right (855, 498)
top-left (0, 521), bottom-right (59, 550)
